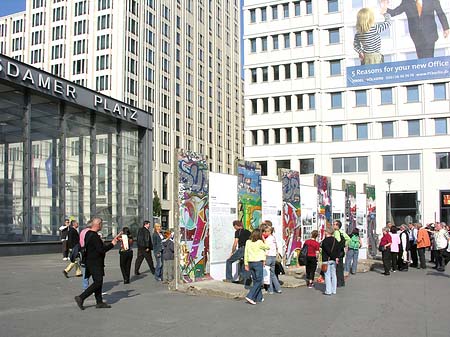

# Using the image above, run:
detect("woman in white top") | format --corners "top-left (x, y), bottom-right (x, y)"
top-left (262, 225), bottom-right (282, 294)
top-left (390, 226), bottom-right (400, 272)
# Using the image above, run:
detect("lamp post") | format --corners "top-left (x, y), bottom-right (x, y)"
top-left (386, 179), bottom-right (392, 223)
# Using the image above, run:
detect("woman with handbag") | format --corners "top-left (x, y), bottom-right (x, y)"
top-left (320, 228), bottom-right (340, 296)
top-left (262, 225), bottom-right (282, 294)
top-left (379, 227), bottom-right (392, 275)
top-left (118, 227), bottom-right (134, 284)
top-left (304, 230), bottom-right (321, 288)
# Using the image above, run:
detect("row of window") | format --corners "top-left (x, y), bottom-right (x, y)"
top-left (251, 126), bottom-right (317, 145)
top-left (249, 29), bottom-right (317, 52)
top-left (249, 0), bottom-right (315, 24)
top-left (250, 61), bottom-right (315, 82)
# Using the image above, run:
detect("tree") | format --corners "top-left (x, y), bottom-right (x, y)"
top-left (153, 190), bottom-right (162, 217)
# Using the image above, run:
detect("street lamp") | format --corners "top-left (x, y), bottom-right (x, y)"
top-left (386, 178), bottom-right (392, 223)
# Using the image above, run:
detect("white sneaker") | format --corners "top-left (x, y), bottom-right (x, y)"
top-left (63, 257), bottom-right (68, 261)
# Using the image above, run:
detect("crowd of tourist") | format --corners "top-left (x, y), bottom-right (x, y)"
top-left (380, 221), bottom-right (450, 275)
top-left (60, 218), bottom-right (175, 310)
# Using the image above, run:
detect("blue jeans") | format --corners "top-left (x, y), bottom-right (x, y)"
top-left (225, 247), bottom-right (246, 281)
top-left (345, 249), bottom-right (359, 274)
top-left (82, 266), bottom-right (89, 290)
top-left (246, 261), bottom-right (263, 302)
top-left (265, 256), bottom-right (281, 293)
top-left (155, 252), bottom-right (163, 280)
top-left (324, 261), bottom-right (337, 295)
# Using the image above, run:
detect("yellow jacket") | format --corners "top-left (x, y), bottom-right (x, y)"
top-left (244, 239), bottom-right (269, 265)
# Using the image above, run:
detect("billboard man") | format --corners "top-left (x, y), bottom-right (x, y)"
top-left (383, 0), bottom-right (449, 59)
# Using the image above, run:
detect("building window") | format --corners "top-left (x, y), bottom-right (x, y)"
top-left (262, 98), bottom-right (269, 113)
top-left (300, 159), bottom-right (314, 174)
top-left (310, 126), bottom-right (316, 142)
top-left (285, 96), bottom-right (292, 111)
top-left (272, 5), bottom-right (278, 20)
top-left (435, 118), bottom-right (448, 135)
top-left (284, 64), bottom-right (291, 79)
top-left (332, 125), bottom-right (343, 141)
top-left (295, 32), bottom-right (302, 46)
top-left (97, 164), bottom-right (106, 195)
top-left (436, 152), bottom-right (450, 169)
top-left (284, 33), bottom-right (290, 48)
top-left (273, 65), bottom-right (280, 80)
top-left (283, 3), bottom-right (289, 18)
top-left (262, 67), bottom-right (268, 81)
top-left (261, 7), bottom-right (267, 21)
top-left (329, 28), bottom-right (340, 44)
top-left (274, 128), bottom-right (281, 143)
top-left (357, 123), bottom-right (368, 140)
top-left (332, 156), bottom-right (368, 173)
top-left (306, 30), bottom-right (314, 45)
top-left (382, 121), bottom-right (394, 138)
top-left (355, 90), bottom-right (367, 106)
top-left (274, 97), bottom-right (280, 112)
top-left (306, 0), bottom-right (312, 14)
top-left (250, 9), bottom-right (256, 23)
top-left (251, 68), bottom-right (257, 83)
top-left (380, 87), bottom-right (393, 104)
top-left (408, 120), bottom-right (420, 137)
top-left (251, 99), bottom-right (257, 114)
top-left (250, 38), bottom-right (256, 53)
top-left (251, 130), bottom-right (258, 145)
top-left (286, 128), bottom-right (292, 143)
top-left (298, 127), bottom-right (304, 142)
top-left (297, 94), bottom-right (303, 109)
top-left (328, 0), bottom-right (339, 12)
top-left (263, 129), bottom-right (269, 144)
top-left (383, 154), bottom-right (421, 171)
top-left (296, 63), bottom-right (302, 78)
top-left (331, 92), bottom-right (343, 109)
top-left (309, 94), bottom-right (316, 109)
top-left (261, 37), bottom-right (268, 51)
top-left (406, 85), bottom-right (419, 102)
top-left (307, 61), bottom-right (314, 76)
top-left (329, 60), bottom-right (341, 76)
top-left (434, 83), bottom-right (446, 100)
top-left (294, 2), bottom-right (301, 16)
top-left (272, 35), bottom-right (279, 49)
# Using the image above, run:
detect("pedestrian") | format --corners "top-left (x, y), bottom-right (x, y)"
top-left (244, 228), bottom-right (269, 305)
top-left (63, 220), bottom-right (82, 278)
top-left (304, 230), bottom-right (320, 288)
top-left (345, 228), bottom-right (362, 275)
top-left (321, 228), bottom-right (340, 296)
top-left (434, 222), bottom-right (450, 272)
top-left (416, 223), bottom-right (431, 269)
top-left (134, 220), bottom-right (155, 276)
top-left (398, 224), bottom-right (410, 271)
top-left (79, 222), bottom-right (92, 290)
top-left (118, 227), bottom-right (133, 284)
top-left (162, 229), bottom-right (175, 283)
top-left (59, 218), bottom-right (70, 260)
top-left (379, 227), bottom-right (392, 275)
top-left (333, 220), bottom-right (350, 287)
top-left (223, 220), bottom-right (251, 283)
top-left (261, 225), bottom-right (282, 294)
top-left (408, 222), bottom-right (418, 268)
top-left (153, 223), bottom-right (164, 281)
top-left (390, 226), bottom-right (400, 272)
top-left (74, 217), bottom-right (121, 310)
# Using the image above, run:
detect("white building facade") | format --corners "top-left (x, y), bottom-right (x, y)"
top-left (0, 0), bottom-right (244, 229)
top-left (243, 0), bottom-right (450, 230)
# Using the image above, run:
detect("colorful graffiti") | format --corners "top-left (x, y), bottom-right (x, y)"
top-left (237, 161), bottom-right (262, 231)
top-left (365, 184), bottom-right (377, 258)
top-left (280, 169), bottom-right (301, 266)
top-left (178, 150), bottom-right (209, 283)
top-left (315, 175), bottom-right (332, 240)
top-left (343, 180), bottom-right (357, 234)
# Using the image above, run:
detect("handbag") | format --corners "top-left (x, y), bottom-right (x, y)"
top-left (321, 263), bottom-right (328, 273)
top-left (378, 244), bottom-right (385, 252)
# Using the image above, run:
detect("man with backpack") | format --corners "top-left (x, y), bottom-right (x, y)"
top-left (333, 220), bottom-right (350, 287)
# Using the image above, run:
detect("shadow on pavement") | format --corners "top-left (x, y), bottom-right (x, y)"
top-left (103, 280), bottom-right (121, 292)
top-left (426, 271), bottom-right (450, 278)
top-left (104, 290), bottom-right (140, 304)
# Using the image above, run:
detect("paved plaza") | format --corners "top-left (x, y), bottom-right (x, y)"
top-left (0, 252), bottom-right (449, 337)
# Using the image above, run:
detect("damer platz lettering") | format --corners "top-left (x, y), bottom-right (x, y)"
top-left (346, 56), bottom-right (450, 87)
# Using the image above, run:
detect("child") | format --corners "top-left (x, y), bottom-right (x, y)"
top-left (353, 4), bottom-right (391, 65)
top-left (244, 228), bottom-right (269, 305)
top-left (162, 229), bottom-right (175, 283)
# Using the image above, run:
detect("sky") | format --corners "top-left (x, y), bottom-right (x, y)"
top-left (0, 0), bottom-right (26, 17)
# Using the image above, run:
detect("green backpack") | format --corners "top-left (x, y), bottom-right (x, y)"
top-left (348, 234), bottom-right (361, 250)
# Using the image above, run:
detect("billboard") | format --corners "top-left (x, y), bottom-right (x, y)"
top-left (346, 0), bottom-right (450, 87)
